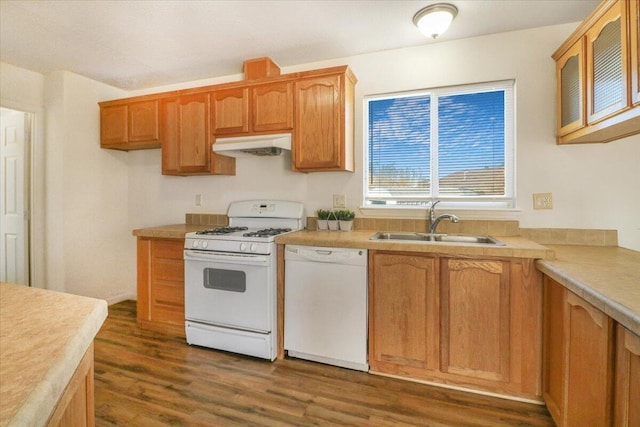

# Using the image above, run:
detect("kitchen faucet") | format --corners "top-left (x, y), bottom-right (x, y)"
top-left (427, 200), bottom-right (459, 234)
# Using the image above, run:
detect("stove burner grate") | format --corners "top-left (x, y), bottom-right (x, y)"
top-left (196, 226), bottom-right (248, 235)
top-left (243, 228), bottom-right (292, 238)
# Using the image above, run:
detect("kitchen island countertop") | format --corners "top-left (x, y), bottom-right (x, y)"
top-left (0, 283), bottom-right (108, 427)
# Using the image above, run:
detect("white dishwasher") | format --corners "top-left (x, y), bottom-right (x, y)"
top-left (284, 245), bottom-right (368, 371)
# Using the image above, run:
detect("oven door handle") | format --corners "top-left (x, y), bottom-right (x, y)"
top-left (184, 250), bottom-right (270, 266)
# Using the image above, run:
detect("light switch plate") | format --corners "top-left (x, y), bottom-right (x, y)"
top-left (533, 193), bottom-right (553, 210)
top-left (333, 194), bottom-right (346, 209)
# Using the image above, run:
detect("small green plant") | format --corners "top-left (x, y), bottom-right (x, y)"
top-left (316, 209), bottom-right (331, 220)
top-left (337, 209), bottom-right (355, 221)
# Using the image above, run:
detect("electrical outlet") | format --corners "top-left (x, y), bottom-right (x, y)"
top-left (533, 193), bottom-right (553, 210)
top-left (195, 194), bottom-right (202, 206)
top-left (333, 194), bottom-right (346, 209)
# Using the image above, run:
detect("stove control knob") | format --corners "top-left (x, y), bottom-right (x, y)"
top-left (192, 240), bottom-right (199, 248)
top-left (202, 241), bottom-right (208, 249)
top-left (250, 243), bottom-right (258, 252)
top-left (240, 243), bottom-right (248, 251)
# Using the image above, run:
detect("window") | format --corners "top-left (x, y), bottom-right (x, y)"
top-left (365, 80), bottom-right (514, 209)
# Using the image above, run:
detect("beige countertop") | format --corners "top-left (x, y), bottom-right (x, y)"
top-left (132, 223), bottom-right (209, 239)
top-left (0, 283), bottom-right (108, 427)
top-left (275, 229), bottom-right (555, 259)
top-left (536, 245), bottom-right (640, 336)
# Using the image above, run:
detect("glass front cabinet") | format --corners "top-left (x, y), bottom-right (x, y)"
top-left (556, 40), bottom-right (586, 136)
top-left (553, 0), bottom-right (640, 144)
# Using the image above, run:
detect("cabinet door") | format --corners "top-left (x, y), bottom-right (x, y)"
top-left (631, 0), bottom-right (639, 106)
top-left (161, 97), bottom-right (181, 174)
top-left (128, 100), bottom-right (159, 142)
top-left (212, 88), bottom-right (249, 135)
top-left (614, 325), bottom-right (640, 426)
top-left (100, 104), bottom-right (128, 146)
top-left (137, 238), bottom-right (185, 330)
top-left (179, 93), bottom-right (211, 173)
top-left (252, 82), bottom-right (293, 132)
top-left (369, 252), bottom-right (439, 374)
top-left (556, 40), bottom-right (586, 136)
top-left (586, 1), bottom-right (629, 123)
top-left (441, 259), bottom-right (510, 382)
top-left (542, 277), bottom-right (566, 425)
top-left (293, 75), bottom-right (343, 171)
top-left (564, 291), bottom-right (614, 426)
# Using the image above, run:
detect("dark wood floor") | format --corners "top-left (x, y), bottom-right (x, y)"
top-left (94, 301), bottom-right (554, 426)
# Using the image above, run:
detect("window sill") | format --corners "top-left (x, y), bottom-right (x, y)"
top-left (358, 205), bottom-right (522, 221)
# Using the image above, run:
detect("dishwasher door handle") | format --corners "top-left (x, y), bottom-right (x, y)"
top-left (286, 245), bottom-right (366, 265)
top-left (315, 250), bottom-right (333, 255)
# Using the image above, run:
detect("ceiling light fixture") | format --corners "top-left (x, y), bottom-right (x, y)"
top-left (413, 3), bottom-right (458, 39)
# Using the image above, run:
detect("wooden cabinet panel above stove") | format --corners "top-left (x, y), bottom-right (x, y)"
top-left (99, 58), bottom-right (357, 174)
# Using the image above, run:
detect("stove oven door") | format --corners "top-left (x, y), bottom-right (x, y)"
top-left (184, 250), bottom-right (274, 333)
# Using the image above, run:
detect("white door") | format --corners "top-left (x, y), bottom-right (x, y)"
top-left (0, 108), bottom-right (29, 285)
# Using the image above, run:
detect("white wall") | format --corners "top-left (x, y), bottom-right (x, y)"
top-left (43, 71), bottom-right (135, 301)
top-left (126, 23), bottom-right (640, 250)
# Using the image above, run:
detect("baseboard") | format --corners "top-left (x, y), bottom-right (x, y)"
top-left (106, 293), bottom-right (136, 305)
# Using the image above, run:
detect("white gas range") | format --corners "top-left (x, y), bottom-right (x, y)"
top-left (183, 200), bottom-right (305, 360)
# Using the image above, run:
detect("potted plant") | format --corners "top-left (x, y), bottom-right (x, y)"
top-left (327, 209), bottom-right (340, 231)
top-left (337, 209), bottom-right (355, 231)
top-left (316, 209), bottom-right (330, 230)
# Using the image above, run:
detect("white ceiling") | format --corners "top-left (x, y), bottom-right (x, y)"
top-left (0, 0), bottom-right (599, 91)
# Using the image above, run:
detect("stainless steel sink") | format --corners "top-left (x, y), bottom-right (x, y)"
top-left (370, 232), bottom-right (505, 246)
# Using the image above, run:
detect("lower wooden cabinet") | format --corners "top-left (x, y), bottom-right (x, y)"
top-left (441, 259), bottom-right (511, 383)
top-left (136, 237), bottom-right (185, 336)
top-left (614, 324), bottom-right (640, 426)
top-left (369, 251), bottom-right (542, 401)
top-left (542, 276), bottom-right (615, 427)
top-left (369, 253), bottom-right (439, 375)
top-left (47, 343), bottom-right (95, 427)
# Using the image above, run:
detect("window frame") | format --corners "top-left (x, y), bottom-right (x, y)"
top-left (363, 80), bottom-right (516, 210)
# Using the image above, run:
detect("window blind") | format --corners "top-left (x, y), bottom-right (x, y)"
top-left (365, 81), bottom-right (514, 208)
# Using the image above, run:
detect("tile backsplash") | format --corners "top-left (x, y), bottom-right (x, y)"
top-left (519, 228), bottom-right (618, 246)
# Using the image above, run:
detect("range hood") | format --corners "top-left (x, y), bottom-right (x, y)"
top-left (213, 133), bottom-right (292, 157)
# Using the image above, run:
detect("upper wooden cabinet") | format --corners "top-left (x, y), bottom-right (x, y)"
top-left (161, 93), bottom-right (235, 176)
top-left (586, 0), bottom-right (628, 124)
top-left (293, 69), bottom-right (356, 172)
top-left (553, 0), bottom-right (640, 144)
top-left (556, 40), bottom-right (586, 136)
top-left (99, 58), bottom-right (356, 174)
top-left (211, 88), bottom-right (249, 135)
top-left (99, 99), bottom-right (160, 150)
top-left (369, 251), bottom-right (542, 401)
top-left (252, 82), bottom-right (293, 132)
top-left (211, 82), bottom-right (293, 136)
